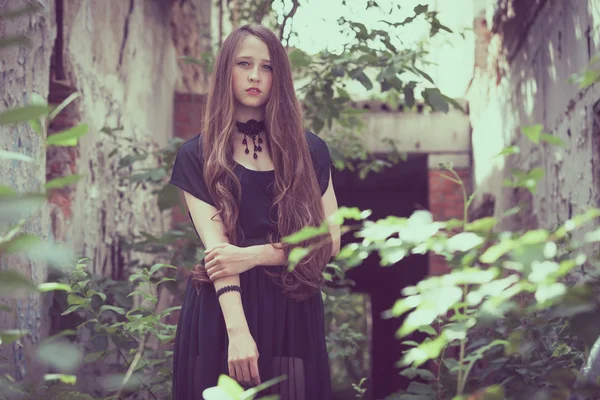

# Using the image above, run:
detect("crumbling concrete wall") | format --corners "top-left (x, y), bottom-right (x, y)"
top-left (468, 0), bottom-right (600, 232)
top-left (1, 0), bottom-right (214, 385)
top-left (53, 0), bottom-right (179, 277)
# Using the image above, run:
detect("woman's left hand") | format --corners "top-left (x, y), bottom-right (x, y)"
top-left (204, 243), bottom-right (256, 281)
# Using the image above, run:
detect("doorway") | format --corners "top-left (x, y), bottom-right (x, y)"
top-left (333, 153), bottom-right (429, 399)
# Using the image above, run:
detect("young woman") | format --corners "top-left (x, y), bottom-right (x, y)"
top-left (169, 24), bottom-right (341, 400)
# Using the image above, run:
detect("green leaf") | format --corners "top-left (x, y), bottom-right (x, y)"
top-left (0, 149), bottom-right (34, 162)
top-left (422, 88), bottom-right (449, 112)
top-left (540, 133), bottom-right (566, 147)
top-left (149, 263), bottom-right (177, 276)
top-left (288, 247), bottom-right (312, 270)
top-left (336, 86), bottom-right (351, 99)
top-left (61, 305), bottom-right (82, 316)
top-left (37, 340), bottom-right (83, 373)
top-left (38, 282), bottom-right (71, 292)
top-left (495, 145), bottom-right (520, 157)
top-left (519, 229), bottom-right (549, 244)
top-left (400, 367), bottom-right (436, 381)
top-left (216, 374), bottom-right (245, 397)
top-left (48, 92), bottom-right (80, 123)
top-left (414, 4), bottom-right (429, 14)
top-left (241, 375), bottom-right (288, 398)
top-left (0, 105), bottom-right (50, 125)
top-left (67, 294), bottom-right (87, 306)
top-left (157, 183), bottom-right (180, 210)
top-left (312, 117), bottom-right (325, 134)
top-left (413, 66), bottom-right (434, 84)
top-left (0, 35), bottom-right (33, 50)
top-left (30, 118), bottom-right (44, 135)
top-left (480, 239), bottom-right (514, 263)
top-left (46, 124), bottom-right (89, 146)
top-left (522, 124), bottom-right (543, 144)
top-left (535, 282), bottom-right (566, 303)
top-left (4, 235), bottom-right (76, 267)
top-left (0, 270), bottom-right (38, 294)
top-left (387, 295), bottom-right (421, 318)
top-left (0, 185), bottom-right (17, 196)
top-left (446, 232), bottom-right (484, 252)
top-left (404, 82), bottom-right (416, 108)
top-left (349, 69), bottom-right (373, 90)
top-left (44, 174), bottom-right (83, 190)
top-left (288, 49), bottom-right (312, 68)
top-left (99, 305), bottom-right (126, 315)
top-left (44, 374), bottom-right (77, 385)
top-left (387, 76), bottom-right (403, 91)
top-left (416, 325), bottom-right (437, 336)
top-left (465, 217), bottom-right (497, 232)
top-left (552, 343), bottom-right (572, 357)
top-left (160, 306), bottom-right (182, 317)
top-left (283, 225), bottom-right (329, 244)
top-left (0, 329), bottom-right (29, 345)
top-left (402, 334), bottom-right (447, 367)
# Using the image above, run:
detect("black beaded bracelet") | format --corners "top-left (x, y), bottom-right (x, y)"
top-left (216, 285), bottom-right (242, 299)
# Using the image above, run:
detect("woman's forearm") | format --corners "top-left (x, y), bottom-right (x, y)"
top-left (246, 243), bottom-right (287, 266)
top-left (213, 275), bottom-right (249, 334)
top-left (247, 238), bottom-right (338, 267)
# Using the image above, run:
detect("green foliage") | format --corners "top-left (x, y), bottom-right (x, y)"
top-left (9, 4), bottom-right (600, 400)
top-left (569, 54), bottom-right (600, 89)
top-left (282, 129), bottom-right (600, 399)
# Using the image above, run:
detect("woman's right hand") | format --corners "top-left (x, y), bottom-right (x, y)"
top-left (228, 328), bottom-right (261, 387)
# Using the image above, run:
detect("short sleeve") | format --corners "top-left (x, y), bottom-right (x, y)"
top-left (306, 131), bottom-right (333, 196)
top-left (168, 134), bottom-right (216, 206)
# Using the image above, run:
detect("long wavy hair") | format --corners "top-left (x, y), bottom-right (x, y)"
top-left (191, 24), bottom-right (332, 300)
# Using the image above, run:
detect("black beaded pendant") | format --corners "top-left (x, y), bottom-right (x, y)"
top-left (236, 119), bottom-right (265, 159)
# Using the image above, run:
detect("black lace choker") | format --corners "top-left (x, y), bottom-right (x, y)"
top-left (235, 119), bottom-right (264, 159)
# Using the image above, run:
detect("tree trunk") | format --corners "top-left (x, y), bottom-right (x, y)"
top-left (0, 0), bottom-right (56, 382)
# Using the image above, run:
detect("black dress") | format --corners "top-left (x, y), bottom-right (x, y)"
top-left (169, 131), bottom-right (333, 400)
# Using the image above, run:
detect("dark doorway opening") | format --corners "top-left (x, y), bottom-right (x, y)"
top-left (333, 153), bottom-right (429, 399)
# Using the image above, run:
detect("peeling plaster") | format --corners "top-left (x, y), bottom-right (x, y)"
top-left (469, 0), bottom-right (600, 235)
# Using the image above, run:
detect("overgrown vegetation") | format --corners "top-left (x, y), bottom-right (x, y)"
top-left (4, 2), bottom-right (600, 400)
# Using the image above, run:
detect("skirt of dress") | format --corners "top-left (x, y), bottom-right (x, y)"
top-left (171, 240), bottom-right (333, 400)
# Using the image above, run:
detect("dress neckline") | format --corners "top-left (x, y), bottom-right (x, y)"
top-left (234, 161), bottom-right (275, 174)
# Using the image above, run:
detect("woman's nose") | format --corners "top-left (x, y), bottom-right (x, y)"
top-left (249, 68), bottom-right (260, 82)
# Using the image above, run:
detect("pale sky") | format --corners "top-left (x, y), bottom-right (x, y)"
top-left (279, 0), bottom-right (475, 99)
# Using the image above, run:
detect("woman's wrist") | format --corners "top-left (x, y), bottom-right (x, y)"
top-left (243, 244), bottom-right (264, 267)
top-left (226, 321), bottom-right (250, 336)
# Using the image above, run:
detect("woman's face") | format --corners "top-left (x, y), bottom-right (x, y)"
top-left (231, 35), bottom-right (273, 111)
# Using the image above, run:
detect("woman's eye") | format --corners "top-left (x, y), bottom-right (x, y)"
top-left (263, 65), bottom-right (272, 71)
top-left (238, 61), bottom-right (249, 66)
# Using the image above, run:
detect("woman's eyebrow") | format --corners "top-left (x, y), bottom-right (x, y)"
top-left (237, 55), bottom-right (271, 63)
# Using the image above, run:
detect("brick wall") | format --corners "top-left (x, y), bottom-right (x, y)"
top-left (46, 80), bottom-right (79, 243)
top-left (173, 92), bottom-right (206, 141)
top-left (428, 168), bottom-right (472, 276)
top-left (172, 92), bottom-right (206, 226)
